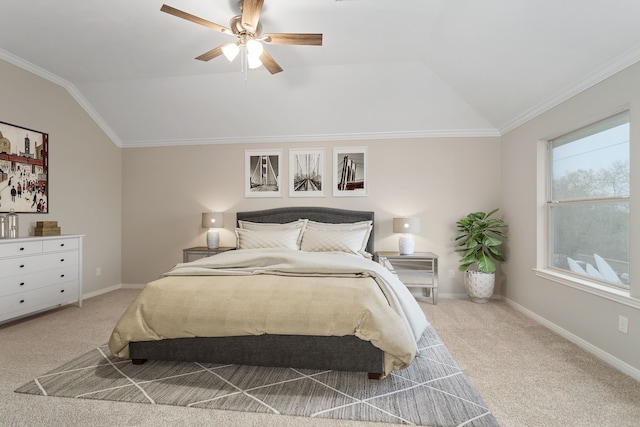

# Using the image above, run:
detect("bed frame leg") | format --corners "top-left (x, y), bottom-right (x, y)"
top-left (368, 372), bottom-right (382, 380)
top-left (131, 358), bottom-right (147, 365)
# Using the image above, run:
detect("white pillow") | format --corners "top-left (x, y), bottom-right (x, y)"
top-left (304, 220), bottom-right (372, 256)
top-left (305, 219), bottom-right (372, 230)
top-left (300, 227), bottom-right (372, 258)
top-left (235, 228), bottom-right (302, 250)
top-left (238, 219), bottom-right (308, 231)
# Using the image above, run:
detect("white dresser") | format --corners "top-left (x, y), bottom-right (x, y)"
top-left (0, 235), bottom-right (83, 323)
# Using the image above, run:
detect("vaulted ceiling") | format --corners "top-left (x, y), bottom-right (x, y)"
top-left (2, 0), bottom-right (640, 147)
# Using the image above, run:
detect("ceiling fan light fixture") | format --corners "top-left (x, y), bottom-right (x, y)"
top-left (245, 39), bottom-right (264, 69)
top-left (222, 43), bottom-right (240, 61)
top-left (247, 52), bottom-right (263, 69)
top-left (246, 39), bottom-right (264, 56)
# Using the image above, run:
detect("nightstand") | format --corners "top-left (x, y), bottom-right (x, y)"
top-left (375, 251), bottom-right (439, 304)
top-left (182, 246), bottom-right (235, 263)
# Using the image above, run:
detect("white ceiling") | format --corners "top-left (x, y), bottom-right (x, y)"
top-left (1, 0), bottom-right (640, 147)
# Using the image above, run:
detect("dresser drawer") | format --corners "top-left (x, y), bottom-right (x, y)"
top-left (0, 240), bottom-right (43, 258)
top-left (0, 265), bottom-right (79, 297)
top-left (0, 282), bottom-right (79, 321)
top-left (43, 237), bottom-right (79, 252)
top-left (0, 251), bottom-right (79, 279)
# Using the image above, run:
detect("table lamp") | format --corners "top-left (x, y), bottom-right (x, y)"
top-left (393, 217), bottom-right (421, 255)
top-left (202, 212), bottom-right (224, 249)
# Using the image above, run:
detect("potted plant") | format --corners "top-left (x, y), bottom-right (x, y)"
top-left (455, 208), bottom-right (507, 303)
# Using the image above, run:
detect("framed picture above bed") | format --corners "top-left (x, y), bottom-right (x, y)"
top-left (333, 146), bottom-right (367, 197)
top-left (289, 148), bottom-right (325, 198)
top-left (245, 149), bottom-right (282, 198)
top-left (0, 121), bottom-right (48, 213)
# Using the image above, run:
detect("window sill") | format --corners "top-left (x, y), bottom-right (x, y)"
top-left (533, 268), bottom-right (640, 309)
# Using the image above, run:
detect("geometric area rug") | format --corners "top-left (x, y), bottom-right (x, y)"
top-left (16, 325), bottom-right (498, 426)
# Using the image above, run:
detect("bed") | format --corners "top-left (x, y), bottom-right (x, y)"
top-left (109, 207), bottom-right (428, 379)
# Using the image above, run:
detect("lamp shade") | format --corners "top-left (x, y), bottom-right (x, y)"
top-left (393, 217), bottom-right (421, 234)
top-left (222, 42), bottom-right (240, 61)
top-left (202, 212), bottom-right (224, 229)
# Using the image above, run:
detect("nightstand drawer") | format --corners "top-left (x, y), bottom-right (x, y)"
top-left (387, 258), bottom-right (434, 273)
top-left (182, 246), bottom-right (235, 263)
top-left (396, 270), bottom-right (434, 286)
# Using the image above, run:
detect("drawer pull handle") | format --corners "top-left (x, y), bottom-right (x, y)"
top-left (60, 259), bottom-right (65, 262)
top-left (19, 282), bottom-right (25, 286)
top-left (60, 289), bottom-right (65, 293)
top-left (20, 299), bottom-right (25, 304)
top-left (60, 274), bottom-right (65, 278)
top-left (19, 247), bottom-right (25, 251)
top-left (60, 243), bottom-right (65, 247)
top-left (20, 264), bottom-right (25, 268)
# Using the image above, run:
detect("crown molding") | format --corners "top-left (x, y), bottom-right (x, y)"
top-left (499, 44), bottom-right (640, 135)
top-left (0, 48), bottom-right (123, 148)
top-left (122, 128), bottom-right (501, 148)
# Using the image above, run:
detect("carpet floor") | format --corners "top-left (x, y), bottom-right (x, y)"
top-left (15, 325), bottom-right (498, 426)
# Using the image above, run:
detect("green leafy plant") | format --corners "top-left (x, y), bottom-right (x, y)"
top-left (455, 208), bottom-right (507, 273)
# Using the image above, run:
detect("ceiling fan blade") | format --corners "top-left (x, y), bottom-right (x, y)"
top-left (161, 4), bottom-right (233, 35)
top-left (260, 50), bottom-right (283, 75)
top-left (241, 0), bottom-right (264, 32)
top-left (263, 33), bottom-right (323, 46)
top-left (195, 44), bottom-right (227, 62)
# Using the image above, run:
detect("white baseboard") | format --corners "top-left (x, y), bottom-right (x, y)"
top-left (81, 283), bottom-right (144, 301)
top-left (120, 283), bottom-right (145, 290)
top-left (82, 284), bottom-right (124, 300)
top-left (505, 298), bottom-right (640, 382)
top-left (437, 293), bottom-right (472, 300)
top-left (437, 293), bottom-right (504, 300)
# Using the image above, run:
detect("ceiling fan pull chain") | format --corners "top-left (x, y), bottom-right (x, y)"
top-left (242, 46), bottom-right (248, 82)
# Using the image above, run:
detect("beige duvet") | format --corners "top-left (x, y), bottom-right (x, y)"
top-left (109, 248), bottom-right (429, 376)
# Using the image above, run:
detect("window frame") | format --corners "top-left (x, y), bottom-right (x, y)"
top-left (543, 111), bottom-right (630, 291)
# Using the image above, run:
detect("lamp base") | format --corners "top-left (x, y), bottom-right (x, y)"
top-left (206, 230), bottom-right (219, 249)
top-left (398, 235), bottom-right (415, 255)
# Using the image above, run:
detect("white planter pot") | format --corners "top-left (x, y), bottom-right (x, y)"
top-left (464, 271), bottom-right (495, 303)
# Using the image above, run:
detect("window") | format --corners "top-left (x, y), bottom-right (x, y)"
top-left (547, 111), bottom-right (630, 289)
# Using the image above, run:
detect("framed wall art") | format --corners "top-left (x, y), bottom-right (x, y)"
top-left (245, 149), bottom-right (282, 198)
top-left (289, 148), bottom-right (325, 197)
top-left (0, 121), bottom-right (48, 213)
top-left (333, 146), bottom-right (367, 197)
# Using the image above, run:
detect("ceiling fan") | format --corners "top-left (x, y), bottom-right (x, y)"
top-left (160, 0), bottom-right (323, 75)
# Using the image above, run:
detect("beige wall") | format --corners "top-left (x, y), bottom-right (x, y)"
top-left (501, 62), bottom-right (640, 373)
top-left (121, 138), bottom-right (502, 292)
top-left (0, 60), bottom-right (122, 297)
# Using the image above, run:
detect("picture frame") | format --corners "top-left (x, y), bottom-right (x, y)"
top-left (245, 149), bottom-right (282, 198)
top-left (289, 148), bottom-right (325, 197)
top-left (333, 147), bottom-right (367, 197)
top-left (0, 121), bottom-right (48, 213)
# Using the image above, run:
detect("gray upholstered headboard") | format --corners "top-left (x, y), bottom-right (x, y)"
top-left (236, 207), bottom-right (375, 254)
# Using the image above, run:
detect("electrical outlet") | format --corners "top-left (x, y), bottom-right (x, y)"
top-left (618, 315), bottom-right (628, 334)
top-left (96, 267), bottom-right (102, 277)
top-left (448, 270), bottom-right (455, 278)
